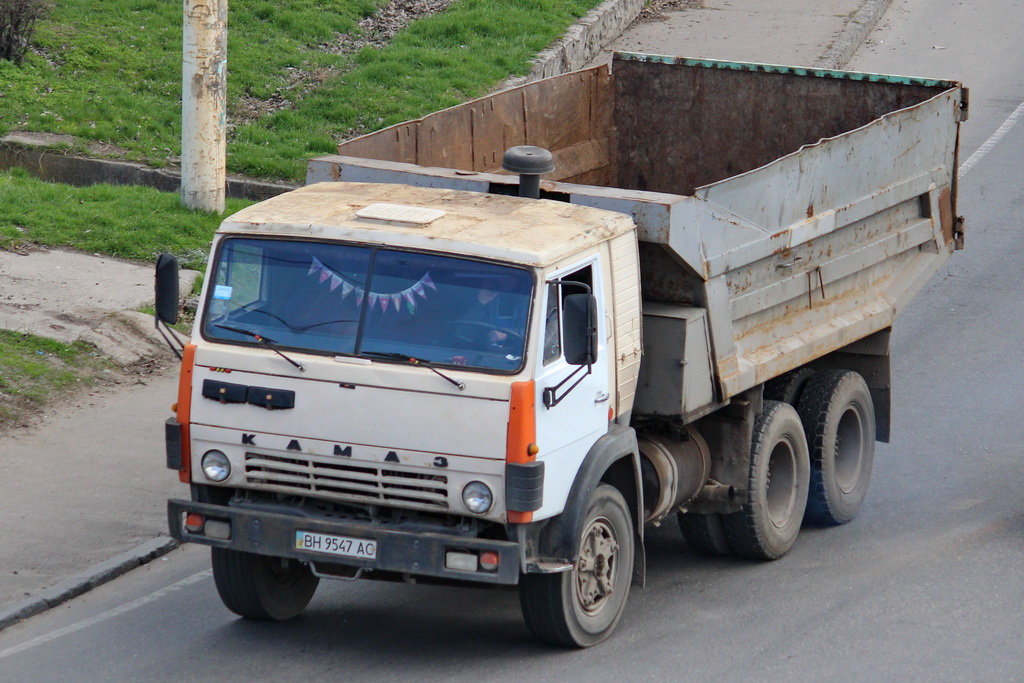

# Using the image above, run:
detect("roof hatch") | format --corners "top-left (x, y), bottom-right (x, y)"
top-left (355, 203), bottom-right (446, 226)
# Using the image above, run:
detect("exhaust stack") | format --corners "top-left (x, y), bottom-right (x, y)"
top-left (502, 146), bottom-right (554, 199)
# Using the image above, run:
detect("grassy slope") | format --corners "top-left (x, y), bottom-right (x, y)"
top-left (1, 0), bottom-right (600, 181)
top-left (0, 168), bottom-right (250, 270)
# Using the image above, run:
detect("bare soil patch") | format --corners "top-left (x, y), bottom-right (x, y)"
top-left (635, 0), bottom-right (702, 23)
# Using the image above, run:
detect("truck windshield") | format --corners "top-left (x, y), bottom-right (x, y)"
top-left (202, 237), bottom-right (533, 373)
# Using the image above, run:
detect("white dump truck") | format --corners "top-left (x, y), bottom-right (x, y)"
top-left (156, 53), bottom-right (967, 647)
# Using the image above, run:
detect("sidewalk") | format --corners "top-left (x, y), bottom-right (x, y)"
top-left (594, 0), bottom-right (891, 70)
top-left (0, 0), bottom-right (891, 630)
top-left (0, 368), bottom-right (181, 620)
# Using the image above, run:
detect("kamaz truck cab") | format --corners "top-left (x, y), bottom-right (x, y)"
top-left (159, 180), bottom-right (645, 648)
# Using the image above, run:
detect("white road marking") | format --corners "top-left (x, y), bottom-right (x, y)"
top-left (0, 570), bottom-right (212, 660)
top-left (960, 98), bottom-right (1024, 177)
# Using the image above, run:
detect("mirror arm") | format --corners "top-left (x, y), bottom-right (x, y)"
top-left (155, 318), bottom-right (185, 360)
top-left (545, 278), bottom-right (591, 295)
top-left (542, 363), bottom-right (592, 409)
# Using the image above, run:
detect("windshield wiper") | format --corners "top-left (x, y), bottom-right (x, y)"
top-left (361, 351), bottom-right (465, 390)
top-left (218, 301), bottom-right (356, 333)
top-left (213, 324), bottom-right (305, 372)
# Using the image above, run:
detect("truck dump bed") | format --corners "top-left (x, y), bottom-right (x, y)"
top-left (309, 52), bottom-right (966, 414)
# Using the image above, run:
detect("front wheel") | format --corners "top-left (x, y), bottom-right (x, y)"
top-left (211, 548), bottom-right (319, 621)
top-left (519, 485), bottom-right (635, 648)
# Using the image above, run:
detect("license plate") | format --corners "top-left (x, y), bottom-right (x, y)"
top-left (295, 530), bottom-right (377, 560)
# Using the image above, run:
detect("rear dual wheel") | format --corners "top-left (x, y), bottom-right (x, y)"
top-left (687, 369), bottom-right (875, 559)
top-left (679, 401), bottom-right (811, 560)
top-left (797, 370), bottom-right (875, 525)
top-left (763, 367), bottom-right (816, 406)
top-left (723, 400), bottom-right (810, 560)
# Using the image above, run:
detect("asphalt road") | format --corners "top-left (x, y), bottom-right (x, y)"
top-left (2, 1), bottom-right (1023, 680)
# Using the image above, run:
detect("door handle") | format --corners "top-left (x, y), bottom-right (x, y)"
top-left (594, 391), bottom-right (609, 404)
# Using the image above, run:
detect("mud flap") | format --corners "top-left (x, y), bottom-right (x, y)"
top-left (517, 424), bottom-right (645, 586)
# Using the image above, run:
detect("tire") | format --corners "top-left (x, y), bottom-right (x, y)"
top-left (519, 485), bottom-right (635, 648)
top-left (764, 367), bottom-right (816, 406)
top-left (723, 401), bottom-right (810, 560)
top-left (677, 512), bottom-right (732, 556)
top-left (797, 369), bottom-right (875, 526)
top-left (211, 548), bottom-right (320, 621)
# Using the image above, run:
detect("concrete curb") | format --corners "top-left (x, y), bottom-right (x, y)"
top-left (0, 136), bottom-right (298, 201)
top-left (502, 0), bottom-right (646, 88)
top-left (817, 0), bottom-right (895, 69)
top-left (0, 536), bottom-right (179, 632)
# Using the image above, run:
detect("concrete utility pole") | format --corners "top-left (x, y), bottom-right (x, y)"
top-left (181, 0), bottom-right (227, 213)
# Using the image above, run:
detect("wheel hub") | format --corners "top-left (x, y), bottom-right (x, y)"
top-left (765, 438), bottom-right (798, 528)
top-left (576, 518), bottom-right (619, 614)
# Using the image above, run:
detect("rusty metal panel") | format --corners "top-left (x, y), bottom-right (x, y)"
top-left (546, 138), bottom-right (612, 183)
top-left (523, 70), bottom-right (601, 156)
top-left (416, 106), bottom-right (474, 169)
top-left (687, 90), bottom-right (962, 398)
top-left (938, 186), bottom-right (955, 244)
top-left (695, 92), bottom-right (959, 244)
top-left (336, 66), bottom-right (615, 185)
top-left (469, 89), bottom-right (529, 172)
top-left (316, 54), bottom-right (966, 412)
top-left (612, 53), bottom-right (951, 196)
top-left (337, 121), bottom-right (419, 164)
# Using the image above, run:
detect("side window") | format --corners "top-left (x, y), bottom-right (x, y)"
top-left (543, 264), bottom-right (594, 364)
top-left (543, 283), bottom-right (561, 363)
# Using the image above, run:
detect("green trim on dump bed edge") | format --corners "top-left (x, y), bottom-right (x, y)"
top-left (614, 52), bottom-right (960, 90)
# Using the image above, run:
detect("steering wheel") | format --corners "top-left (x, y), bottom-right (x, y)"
top-left (450, 320), bottom-right (524, 349)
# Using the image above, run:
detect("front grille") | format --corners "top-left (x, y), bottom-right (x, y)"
top-left (244, 452), bottom-right (449, 511)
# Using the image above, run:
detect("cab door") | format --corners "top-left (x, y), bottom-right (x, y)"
top-left (532, 257), bottom-right (611, 519)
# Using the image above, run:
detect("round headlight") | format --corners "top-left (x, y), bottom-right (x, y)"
top-left (201, 450), bottom-right (231, 482)
top-left (462, 481), bottom-right (493, 514)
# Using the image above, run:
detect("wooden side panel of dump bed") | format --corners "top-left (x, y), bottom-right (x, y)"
top-left (336, 67), bottom-right (617, 186)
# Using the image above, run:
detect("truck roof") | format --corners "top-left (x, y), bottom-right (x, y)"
top-left (218, 182), bottom-right (635, 267)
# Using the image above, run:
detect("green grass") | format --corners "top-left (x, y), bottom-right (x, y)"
top-left (0, 0), bottom-right (381, 169)
top-left (0, 329), bottom-right (114, 429)
top-left (230, 0), bottom-right (604, 178)
top-left (1, 0), bottom-right (601, 181)
top-left (0, 167), bottom-right (252, 270)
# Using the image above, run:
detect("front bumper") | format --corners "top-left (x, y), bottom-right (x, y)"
top-left (168, 499), bottom-right (521, 585)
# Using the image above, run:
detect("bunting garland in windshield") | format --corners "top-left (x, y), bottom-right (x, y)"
top-left (307, 256), bottom-right (437, 314)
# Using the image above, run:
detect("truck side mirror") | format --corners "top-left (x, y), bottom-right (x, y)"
top-left (563, 293), bottom-right (597, 366)
top-left (155, 252), bottom-right (180, 325)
